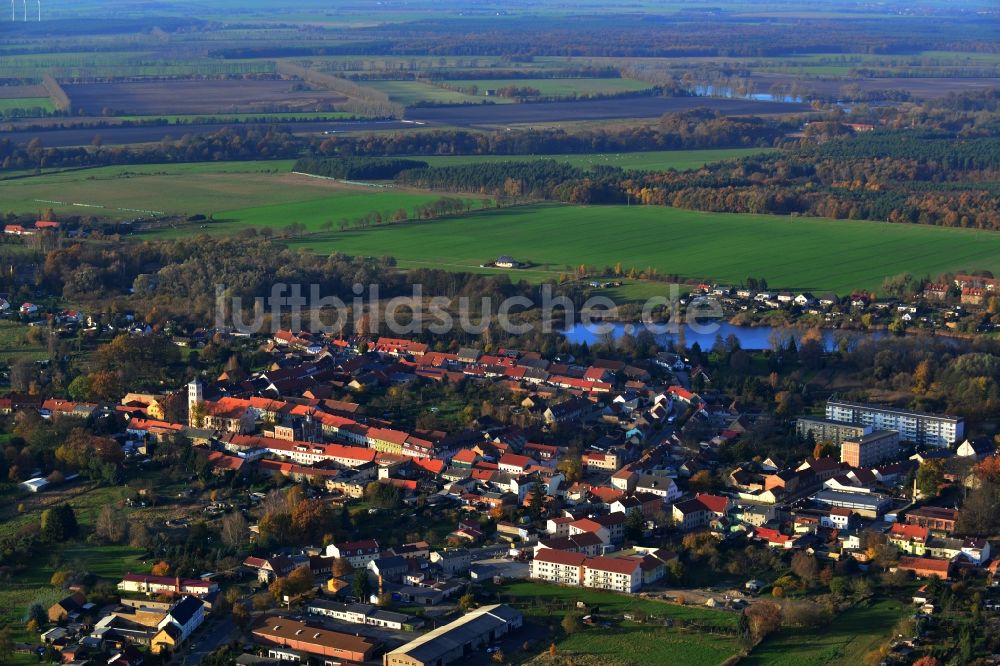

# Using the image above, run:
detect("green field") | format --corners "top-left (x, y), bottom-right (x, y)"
top-left (442, 77), bottom-right (652, 97)
top-left (279, 203), bottom-right (1000, 293)
top-left (0, 97), bottom-right (55, 114)
top-left (1, 161), bottom-right (469, 223)
top-left (419, 148), bottom-right (778, 172)
top-left (500, 580), bottom-right (737, 627)
top-left (0, 320), bottom-right (49, 364)
top-left (170, 190), bottom-right (485, 237)
top-left (0, 482), bottom-right (148, 649)
top-left (362, 79), bottom-right (507, 106)
top-left (741, 599), bottom-right (908, 666)
top-left (499, 581), bottom-right (738, 666)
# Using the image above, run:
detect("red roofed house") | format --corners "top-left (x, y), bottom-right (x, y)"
top-left (583, 556), bottom-right (643, 593)
top-left (752, 527), bottom-right (793, 549)
top-left (896, 556), bottom-right (951, 580)
top-left (530, 549), bottom-right (586, 586)
top-left (325, 539), bottom-right (381, 568)
top-left (671, 494), bottom-right (731, 532)
top-left (889, 523), bottom-right (930, 556)
top-left (498, 453), bottom-right (534, 474)
top-left (117, 573), bottom-right (218, 597)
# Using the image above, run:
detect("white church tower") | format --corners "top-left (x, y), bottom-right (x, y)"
top-left (187, 380), bottom-right (203, 427)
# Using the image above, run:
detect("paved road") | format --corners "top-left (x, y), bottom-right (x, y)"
top-left (184, 615), bottom-right (237, 666)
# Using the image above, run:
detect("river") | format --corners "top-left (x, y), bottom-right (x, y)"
top-left (561, 320), bottom-right (888, 352)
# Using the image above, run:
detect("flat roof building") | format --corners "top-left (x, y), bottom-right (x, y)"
top-left (383, 604), bottom-right (522, 666)
top-left (812, 489), bottom-right (893, 518)
top-left (251, 616), bottom-right (375, 664)
top-left (795, 417), bottom-right (868, 447)
top-left (841, 430), bottom-right (900, 468)
top-left (825, 399), bottom-right (963, 448)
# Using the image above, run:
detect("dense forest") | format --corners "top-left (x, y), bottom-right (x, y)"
top-left (38, 235), bottom-right (588, 329)
top-left (0, 126), bottom-right (301, 171)
top-left (392, 98), bottom-right (1000, 229)
top-left (213, 14), bottom-right (1000, 59)
top-left (292, 157), bottom-right (428, 180)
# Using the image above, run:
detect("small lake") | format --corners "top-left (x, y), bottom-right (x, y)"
top-left (692, 85), bottom-right (804, 104)
top-left (561, 320), bottom-right (888, 352)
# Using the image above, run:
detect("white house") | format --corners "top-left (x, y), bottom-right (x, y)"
top-left (156, 596), bottom-right (205, 643)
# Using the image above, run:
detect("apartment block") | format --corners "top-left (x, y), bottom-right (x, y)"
top-left (825, 399), bottom-right (963, 448)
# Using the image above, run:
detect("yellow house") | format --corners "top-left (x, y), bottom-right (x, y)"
top-left (122, 393), bottom-right (166, 420)
top-left (151, 624), bottom-right (181, 655)
top-left (365, 427), bottom-right (408, 455)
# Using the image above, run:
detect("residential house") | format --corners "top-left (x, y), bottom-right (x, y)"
top-left (896, 556), bottom-right (951, 580)
top-left (889, 523), bottom-right (930, 556)
top-left (635, 474), bottom-right (680, 502)
top-left (671, 494), bottom-right (730, 532)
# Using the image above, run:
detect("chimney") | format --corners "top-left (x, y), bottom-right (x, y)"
top-left (175, 576), bottom-right (181, 594)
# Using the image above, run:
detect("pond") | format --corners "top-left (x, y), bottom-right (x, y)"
top-left (561, 320), bottom-right (888, 352)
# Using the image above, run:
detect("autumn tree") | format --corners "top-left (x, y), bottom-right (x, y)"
top-left (791, 551), bottom-right (819, 586)
top-left (745, 601), bottom-right (782, 642)
top-left (556, 455), bottom-right (582, 483)
top-left (688, 470), bottom-right (714, 493)
top-left (561, 612), bottom-right (582, 635)
top-left (220, 512), bottom-right (249, 550)
top-left (916, 460), bottom-right (944, 498)
top-left (95, 505), bottom-right (127, 544)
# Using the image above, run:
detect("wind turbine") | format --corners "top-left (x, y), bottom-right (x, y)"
top-left (35, 0), bottom-right (39, 21)
top-left (22, 0), bottom-right (26, 21)
top-left (11, 0), bottom-right (15, 22)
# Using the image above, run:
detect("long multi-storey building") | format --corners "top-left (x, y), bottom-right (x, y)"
top-left (825, 399), bottom-right (963, 448)
top-left (529, 549), bottom-right (658, 594)
top-left (840, 430), bottom-right (900, 467)
top-left (795, 416), bottom-right (869, 446)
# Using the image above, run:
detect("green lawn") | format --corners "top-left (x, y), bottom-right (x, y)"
top-left (442, 77), bottom-right (652, 97)
top-left (498, 581), bottom-right (739, 666)
top-left (741, 599), bottom-right (909, 666)
top-left (554, 625), bottom-right (738, 666)
top-left (418, 148), bottom-right (778, 172)
top-left (283, 203), bottom-right (1000, 294)
top-left (0, 320), bottom-right (49, 365)
top-left (499, 580), bottom-right (736, 628)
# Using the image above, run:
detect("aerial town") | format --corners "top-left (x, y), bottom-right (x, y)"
top-left (2, 297), bottom-right (998, 666)
top-left (2, 0), bottom-right (1000, 664)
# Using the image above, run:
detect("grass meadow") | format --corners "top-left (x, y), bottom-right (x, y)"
top-left (441, 77), bottom-right (653, 97)
top-left (497, 581), bottom-right (739, 666)
top-left (740, 599), bottom-right (909, 666)
top-left (284, 203), bottom-right (1000, 293)
top-left (0, 97), bottom-right (55, 114)
top-left (361, 80), bottom-right (505, 106)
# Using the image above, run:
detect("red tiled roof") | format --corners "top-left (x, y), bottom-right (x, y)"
top-left (585, 556), bottom-right (640, 575)
top-left (534, 549), bottom-right (587, 567)
top-left (890, 523), bottom-right (929, 542)
top-left (695, 493), bottom-right (730, 514)
top-left (499, 453), bottom-right (532, 469)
